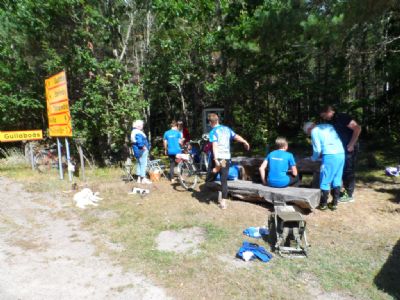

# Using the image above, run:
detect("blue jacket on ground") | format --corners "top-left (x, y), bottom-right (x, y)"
top-left (310, 124), bottom-right (344, 161)
top-left (236, 241), bottom-right (273, 262)
top-left (243, 227), bottom-right (269, 239)
top-left (131, 128), bottom-right (150, 158)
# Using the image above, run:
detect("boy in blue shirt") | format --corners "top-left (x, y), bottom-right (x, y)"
top-left (163, 120), bottom-right (183, 182)
top-left (206, 113), bottom-right (250, 209)
top-left (259, 137), bottom-right (299, 188)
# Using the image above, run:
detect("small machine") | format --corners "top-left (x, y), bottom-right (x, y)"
top-left (268, 201), bottom-right (309, 258)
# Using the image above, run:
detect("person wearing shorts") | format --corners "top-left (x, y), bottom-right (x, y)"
top-left (163, 120), bottom-right (183, 182)
top-left (205, 113), bottom-right (250, 209)
top-left (320, 105), bottom-right (361, 202)
top-left (304, 122), bottom-right (345, 210)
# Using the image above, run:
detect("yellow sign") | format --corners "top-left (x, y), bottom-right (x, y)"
top-left (48, 112), bottom-right (71, 126)
top-left (46, 83), bottom-right (68, 104)
top-left (47, 100), bottom-right (70, 116)
top-left (45, 71), bottom-right (73, 137)
top-left (45, 71), bottom-right (66, 89)
top-left (0, 130), bottom-right (43, 142)
top-left (49, 124), bottom-right (72, 137)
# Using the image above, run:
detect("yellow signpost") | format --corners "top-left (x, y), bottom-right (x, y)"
top-left (48, 111), bottom-right (71, 125)
top-left (48, 124), bottom-right (73, 137)
top-left (45, 71), bottom-right (73, 137)
top-left (0, 130), bottom-right (43, 142)
top-left (45, 70), bottom-right (74, 181)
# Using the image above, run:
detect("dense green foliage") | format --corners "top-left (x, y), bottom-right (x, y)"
top-left (1, 0), bottom-right (399, 161)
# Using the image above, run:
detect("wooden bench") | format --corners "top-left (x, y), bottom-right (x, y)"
top-left (207, 180), bottom-right (321, 210)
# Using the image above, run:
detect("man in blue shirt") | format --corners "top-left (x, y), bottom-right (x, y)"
top-left (304, 122), bottom-right (345, 210)
top-left (163, 120), bottom-right (183, 182)
top-left (206, 113), bottom-right (250, 209)
top-left (320, 105), bottom-right (361, 203)
top-left (259, 137), bottom-right (298, 188)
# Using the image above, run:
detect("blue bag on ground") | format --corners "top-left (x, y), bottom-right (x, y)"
top-left (236, 241), bottom-right (273, 262)
top-left (215, 164), bottom-right (240, 181)
top-left (243, 227), bottom-right (270, 239)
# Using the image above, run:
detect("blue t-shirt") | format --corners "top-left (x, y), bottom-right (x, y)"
top-left (310, 123), bottom-right (344, 161)
top-left (209, 125), bottom-right (236, 159)
top-left (163, 129), bottom-right (183, 155)
top-left (266, 150), bottom-right (296, 188)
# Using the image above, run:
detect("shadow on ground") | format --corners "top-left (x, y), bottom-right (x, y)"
top-left (374, 239), bottom-right (400, 299)
top-left (190, 182), bottom-right (285, 213)
top-left (374, 187), bottom-right (400, 204)
top-left (190, 183), bottom-right (217, 205)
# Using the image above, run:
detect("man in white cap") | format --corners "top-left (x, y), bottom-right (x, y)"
top-left (304, 121), bottom-right (345, 210)
top-left (131, 120), bottom-right (152, 184)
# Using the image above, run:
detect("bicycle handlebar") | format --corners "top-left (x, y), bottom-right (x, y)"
top-left (188, 140), bottom-right (202, 145)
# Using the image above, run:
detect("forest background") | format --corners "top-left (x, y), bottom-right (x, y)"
top-left (1, 0), bottom-right (399, 162)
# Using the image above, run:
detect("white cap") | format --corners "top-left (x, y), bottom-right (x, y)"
top-left (303, 121), bottom-right (315, 134)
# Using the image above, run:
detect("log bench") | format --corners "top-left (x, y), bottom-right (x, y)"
top-left (206, 180), bottom-right (321, 210)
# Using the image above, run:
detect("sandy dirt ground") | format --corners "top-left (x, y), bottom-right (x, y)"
top-left (0, 177), bottom-right (170, 300)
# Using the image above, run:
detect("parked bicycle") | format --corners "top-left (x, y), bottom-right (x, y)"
top-left (176, 134), bottom-right (211, 190)
top-left (34, 144), bottom-right (66, 173)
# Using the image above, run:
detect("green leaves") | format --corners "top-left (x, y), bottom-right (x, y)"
top-left (1, 0), bottom-right (399, 158)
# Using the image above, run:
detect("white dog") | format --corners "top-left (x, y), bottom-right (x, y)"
top-left (73, 188), bottom-right (103, 209)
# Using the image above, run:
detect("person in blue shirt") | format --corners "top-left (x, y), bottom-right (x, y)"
top-left (320, 105), bottom-right (361, 203)
top-left (304, 121), bottom-right (345, 210)
top-left (259, 137), bottom-right (299, 188)
top-left (131, 120), bottom-right (152, 184)
top-left (163, 120), bottom-right (183, 182)
top-left (205, 113), bottom-right (250, 209)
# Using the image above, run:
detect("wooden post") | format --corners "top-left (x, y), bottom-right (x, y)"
top-left (29, 142), bottom-right (35, 170)
top-left (78, 143), bottom-right (85, 181)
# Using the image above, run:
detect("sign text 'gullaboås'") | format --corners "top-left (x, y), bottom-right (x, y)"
top-left (0, 130), bottom-right (43, 142)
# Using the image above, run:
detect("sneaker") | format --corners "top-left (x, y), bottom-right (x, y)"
top-left (328, 202), bottom-right (337, 210)
top-left (137, 177), bottom-right (142, 183)
top-left (141, 178), bottom-right (152, 184)
top-left (318, 204), bottom-right (328, 211)
top-left (217, 191), bottom-right (227, 209)
top-left (339, 193), bottom-right (354, 203)
top-left (219, 199), bottom-right (227, 209)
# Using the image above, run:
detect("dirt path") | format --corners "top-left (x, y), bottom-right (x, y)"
top-left (0, 177), bottom-right (170, 300)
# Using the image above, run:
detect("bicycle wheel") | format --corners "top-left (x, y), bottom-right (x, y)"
top-left (35, 152), bottom-right (51, 173)
top-left (199, 152), bottom-right (209, 172)
top-left (177, 161), bottom-right (198, 190)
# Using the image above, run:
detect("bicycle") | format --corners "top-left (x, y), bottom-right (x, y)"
top-left (34, 144), bottom-right (66, 173)
top-left (189, 134), bottom-right (211, 174)
top-left (176, 135), bottom-right (211, 190)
